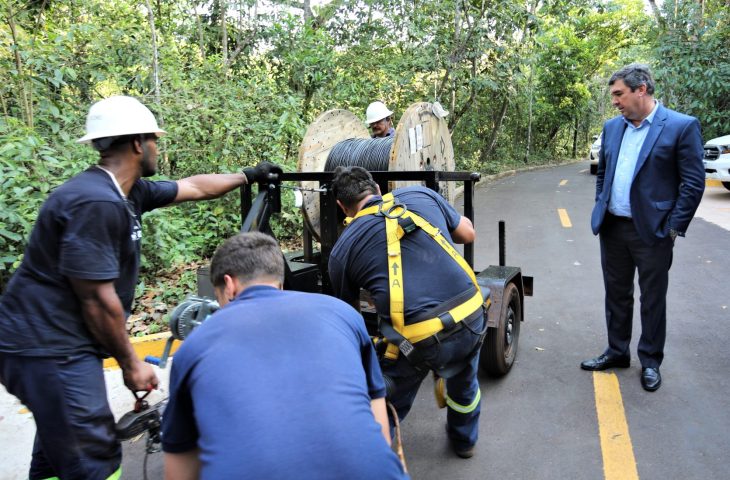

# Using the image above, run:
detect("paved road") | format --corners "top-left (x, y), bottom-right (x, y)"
top-left (401, 161), bottom-right (730, 480)
top-left (3, 161), bottom-right (729, 479)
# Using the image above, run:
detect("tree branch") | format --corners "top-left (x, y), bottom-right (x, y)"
top-left (646, 0), bottom-right (666, 30)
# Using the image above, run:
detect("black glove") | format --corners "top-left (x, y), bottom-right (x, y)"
top-left (243, 161), bottom-right (283, 184)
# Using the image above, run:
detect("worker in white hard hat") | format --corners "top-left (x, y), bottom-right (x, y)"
top-left (0, 95), bottom-right (280, 480)
top-left (366, 101), bottom-right (396, 138)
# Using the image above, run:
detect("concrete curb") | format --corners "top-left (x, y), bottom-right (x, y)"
top-left (104, 332), bottom-right (180, 370)
top-left (454, 159), bottom-right (583, 199)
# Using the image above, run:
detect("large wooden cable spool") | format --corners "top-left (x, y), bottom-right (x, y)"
top-left (297, 102), bottom-right (455, 240)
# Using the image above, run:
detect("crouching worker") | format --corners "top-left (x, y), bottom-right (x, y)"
top-left (161, 232), bottom-right (408, 480)
top-left (328, 166), bottom-right (485, 459)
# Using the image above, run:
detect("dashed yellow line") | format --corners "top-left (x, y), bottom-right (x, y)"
top-left (593, 372), bottom-right (639, 480)
top-left (559, 179), bottom-right (568, 186)
top-left (558, 208), bottom-right (572, 228)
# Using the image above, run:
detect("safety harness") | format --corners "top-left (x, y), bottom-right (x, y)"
top-left (345, 193), bottom-right (484, 364)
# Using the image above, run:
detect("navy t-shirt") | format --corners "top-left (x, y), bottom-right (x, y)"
top-left (329, 186), bottom-right (473, 323)
top-left (0, 166), bottom-right (177, 356)
top-left (161, 286), bottom-right (408, 480)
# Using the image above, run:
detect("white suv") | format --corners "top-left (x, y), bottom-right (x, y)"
top-left (703, 135), bottom-right (730, 191)
top-left (589, 134), bottom-right (601, 175)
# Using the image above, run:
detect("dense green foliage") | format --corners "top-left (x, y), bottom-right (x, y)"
top-left (2, 0), bottom-right (728, 316)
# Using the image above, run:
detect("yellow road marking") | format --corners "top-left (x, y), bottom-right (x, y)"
top-left (706, 179), bottom-right (722, 187)
top-left (558, 208), bottom-right (572, 228)
top-left (559, 179), bottom-right (568, 186)
top-left (593, 372), bottom-right (639, 480)
top-left (103, 332), bottom-right (180, 369)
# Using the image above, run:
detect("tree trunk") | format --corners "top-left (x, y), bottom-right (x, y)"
top-left (523, 0), bottom-right (539, 164)
top-left (572, 115), bottom-right (578, 158)
top-left (647, 0), bottom-right (666, 29)
top-left (5, 5), bottom-right (33, 128)
top-left (303, 0), bottom-right (313, 25)
top-left (449, 0), bottom-right (461, 116)
top-left (196, 11), bottom-right (206, 58)
top-left (220, 0), bottom-right (228, 68)
top-left (0, 90), bottom-right (9, 120)
top-left (545, 126), bottom-right (560, 150)
top-left (449, 58), bottom-right (477, 132)
top-left (144, 0), bottom-right (169, 174)
top-left (479, 96), bottom-right (509, 165)
top-left (525, 68), bottom-right (534, 164)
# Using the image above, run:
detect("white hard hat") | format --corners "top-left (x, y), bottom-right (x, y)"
top-left (77, 95), bottom-right (166, 143)
top-left (365, 101), bottom-right (394, 125)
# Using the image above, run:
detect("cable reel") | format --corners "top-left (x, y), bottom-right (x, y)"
top-left (297, 103), bottom-right (456, 240)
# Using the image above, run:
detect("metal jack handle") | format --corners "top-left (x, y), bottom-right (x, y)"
top-left (144, 335), bottom-right (176, 368)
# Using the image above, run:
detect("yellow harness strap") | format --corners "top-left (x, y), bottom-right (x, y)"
top-left (345, 193), bottom-right (482, 360)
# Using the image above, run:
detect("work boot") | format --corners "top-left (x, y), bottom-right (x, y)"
top-left (445, 424), bottom-right (475, 459)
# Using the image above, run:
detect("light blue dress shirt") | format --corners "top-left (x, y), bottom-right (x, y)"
top-left (608, 101), bottom-right (659, 218)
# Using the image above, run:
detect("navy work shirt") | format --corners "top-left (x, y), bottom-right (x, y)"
top-left (329, 186), bottom-right (473, 323)
top-left (0, 166), bottom-right (177, 357)
top-left (162, 286), bottom-right (408, 480)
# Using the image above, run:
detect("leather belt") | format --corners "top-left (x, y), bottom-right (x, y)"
top-left (607, 212), bottom-right (633, 222)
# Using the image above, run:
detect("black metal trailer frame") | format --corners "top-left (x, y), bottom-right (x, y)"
top-left (197, 170), bottom-right (532, 376)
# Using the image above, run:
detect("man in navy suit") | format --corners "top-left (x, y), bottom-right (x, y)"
top-left (580, 64), bottom-right (705, 392)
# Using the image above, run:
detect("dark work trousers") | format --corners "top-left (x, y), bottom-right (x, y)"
top-left (599, 214), bottom-right (674, 369)
top-left (0, 353), bottom-right (121, 480)
top-left (383, 312), bottom-right (484, 450)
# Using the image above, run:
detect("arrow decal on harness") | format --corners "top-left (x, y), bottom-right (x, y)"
top-left (391, 262), bottom-right (399, 276)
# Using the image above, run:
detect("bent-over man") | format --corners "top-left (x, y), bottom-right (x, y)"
top-left (162, 232), bottom-right (408, 480)
top-left (328, 166), bottom-right (484, 458)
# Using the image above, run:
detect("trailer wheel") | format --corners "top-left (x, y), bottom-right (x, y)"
top-left (481, 282), bottom-right (521, 377)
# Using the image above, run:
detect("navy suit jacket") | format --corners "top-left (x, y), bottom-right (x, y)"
top-left (591, 103), bottom-right (705, 246)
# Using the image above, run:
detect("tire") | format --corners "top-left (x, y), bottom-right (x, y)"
top-left (590, 164), bottom-right (597, 175)
top-left (722, 182), bottom-right (730, 191)
top-left (480, 282), bottom-right (521, 377)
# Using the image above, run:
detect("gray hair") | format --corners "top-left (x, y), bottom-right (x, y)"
top-left (210, 232), bottom-right (284, 288)
top-left (609, 63), bottom-right (655, 95)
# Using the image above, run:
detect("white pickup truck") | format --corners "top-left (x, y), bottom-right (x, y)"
top-left (588, 134), bottom-right (601, 175)
top-left (703, 134), bottom-right (730, 191)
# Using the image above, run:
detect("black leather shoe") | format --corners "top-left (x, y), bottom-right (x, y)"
top-left (641, 367), bottom-right (661, 391)
top-left (580, 353), bottom-right (630, 371)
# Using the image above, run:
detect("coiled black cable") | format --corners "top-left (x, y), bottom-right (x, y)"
top-left (324, 137), bottom-right (395, 171)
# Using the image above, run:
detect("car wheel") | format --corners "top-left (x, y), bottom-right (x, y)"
top-left (722, 182), bottom-right (730, 191)
top-left (590, 164), bottom-right (597, 175)
top-left (480, 282), bottom-right (521, 377)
